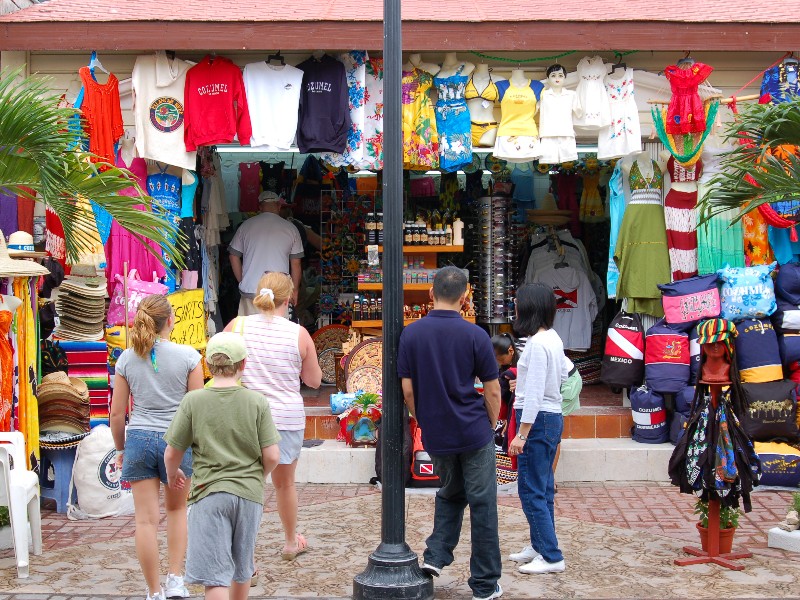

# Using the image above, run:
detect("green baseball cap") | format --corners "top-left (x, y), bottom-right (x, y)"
top-left (206, 332), bottom-right (247, 365)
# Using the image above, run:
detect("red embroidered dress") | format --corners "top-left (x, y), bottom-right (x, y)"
top-left (665, 63), bottom-right (714, 135)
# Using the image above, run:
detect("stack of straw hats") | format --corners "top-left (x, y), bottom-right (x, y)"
top-left (0, 229), bottom-right (50, 278)
top-left (54, 265), bottom-right (107, 341)
top-left (37, 371), bottom-right (90, 434)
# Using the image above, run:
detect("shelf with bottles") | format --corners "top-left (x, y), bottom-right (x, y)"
top-left (373, 245), bottom-right (464, 253)
top-left (358, 283), bottom-right (432, 291)
top-left (352, 316), bottom-right (477, 328)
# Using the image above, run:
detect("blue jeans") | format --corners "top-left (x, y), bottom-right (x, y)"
top-left (122, 428), bottom-right (193, 484)
top-left (515, 409), bottom-right (563, 563)
top-left (425, 440), bottom-right (501, 598)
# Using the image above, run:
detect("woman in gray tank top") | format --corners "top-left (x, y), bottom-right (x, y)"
top-left (110, 295), bottom-right (203, 600)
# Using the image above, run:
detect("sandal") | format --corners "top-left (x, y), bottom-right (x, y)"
top-left (250, 570), bottom-right (259, 587)
top-left (281, 533), bottom-right (309, 561)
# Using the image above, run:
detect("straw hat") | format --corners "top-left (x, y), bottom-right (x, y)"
top-left (37, 371), bottom-right (90, 404)
top-left (526, 209), bottom-right (572, 227)
top-left (7, 231), bottom-right (35, 256)
top-left (0, 229), bottom-right (50, 277)
top-left (40, 430), bottom-right (90, 448)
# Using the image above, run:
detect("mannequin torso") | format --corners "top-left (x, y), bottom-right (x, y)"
top-left (660, 149), bottom-right (700, 193)
top-left (437, 52), bottom-right (475, 78)
top-left (118, 138), bottom-right (137, 166)
top-left (466, 64), bottom-right (505, 146)
top-left (403, 53), bottom-right (440, 75)
top-left (0, 295), bottom-right (22, 313)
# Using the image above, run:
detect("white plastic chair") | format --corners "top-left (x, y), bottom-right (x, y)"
top-left (0, 432), bottom-right (43, 578)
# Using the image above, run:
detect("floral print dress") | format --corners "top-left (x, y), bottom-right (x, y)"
top-left (321, 51), bottom-right (367, 168)
top-left (402, 68), bottom-right (439, 170)
top-left (360, 57), bottom-right (384, 171)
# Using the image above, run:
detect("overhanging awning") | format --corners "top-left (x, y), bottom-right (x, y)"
top-left (0, 0), bottom-right (797, 51)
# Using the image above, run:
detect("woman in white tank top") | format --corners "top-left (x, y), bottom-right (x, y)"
top-left (225, 272), bottom-right (321, 562)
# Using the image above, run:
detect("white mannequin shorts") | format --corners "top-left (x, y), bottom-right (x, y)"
top-left (538, 136), bottom-right (578, 165)
top-left (492, 135), bottom-right (540, 163)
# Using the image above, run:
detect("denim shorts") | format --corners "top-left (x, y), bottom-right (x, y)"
top-left (122, 428), bottom-right (193, 484)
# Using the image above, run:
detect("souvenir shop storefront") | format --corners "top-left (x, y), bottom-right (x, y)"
top-left (2, 3), bottom-right (800, 495)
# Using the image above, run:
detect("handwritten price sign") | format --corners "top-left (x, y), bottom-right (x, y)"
top-left (167, 289), bottom-right (207, 349)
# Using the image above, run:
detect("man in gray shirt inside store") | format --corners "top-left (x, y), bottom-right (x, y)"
top-left (228, 191), bottom-right (304, 316)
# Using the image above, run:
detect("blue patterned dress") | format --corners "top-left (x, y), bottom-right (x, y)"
top-left (434, 66), bottom-right (472, 172)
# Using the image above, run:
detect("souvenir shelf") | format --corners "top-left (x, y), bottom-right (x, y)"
top-left (351, 244), bottom-right (472, 330)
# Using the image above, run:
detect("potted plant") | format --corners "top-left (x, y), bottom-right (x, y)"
top-left (777, 492), bottom-right (800, 532)
top-left (694, 499), bottom-right (740, 554)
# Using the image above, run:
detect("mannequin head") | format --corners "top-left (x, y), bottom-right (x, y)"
top-left (408, 53), bottom-right (422, 66)
top-left (699, 341), bottom-right (732, 384)
top-left (474, 63), bottom-right (490, 75)
top-left (546, 63), bottom-right (566, 89)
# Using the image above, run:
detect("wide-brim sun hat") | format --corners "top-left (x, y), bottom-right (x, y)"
top-left (0, 229), bottom-right (50, 277)
top-left (37, 371), bottom-right (90, 403)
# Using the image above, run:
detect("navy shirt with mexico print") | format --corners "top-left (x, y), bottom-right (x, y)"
top-left (397, 310), bottom-right (499, 455)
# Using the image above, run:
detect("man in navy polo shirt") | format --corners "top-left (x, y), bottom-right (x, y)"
top-left (397, 266), bottom-right (503, 600)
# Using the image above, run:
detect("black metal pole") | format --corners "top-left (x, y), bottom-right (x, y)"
top-left (352, 0), bottom-right (433, 598)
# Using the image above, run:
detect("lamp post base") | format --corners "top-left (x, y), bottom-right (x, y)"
top-left (353, 542), bottom-right (434, 600)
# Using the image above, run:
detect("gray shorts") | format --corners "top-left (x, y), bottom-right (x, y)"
top-left (185, 492), bottom-right (263, 586)
top-left (278, 429), bottom-right (303, 464)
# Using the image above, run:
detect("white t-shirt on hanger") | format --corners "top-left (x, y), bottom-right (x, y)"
top-left (243, 62), bottom-right (304, 150)
top-left (535, 264), bottom-right (598, 351)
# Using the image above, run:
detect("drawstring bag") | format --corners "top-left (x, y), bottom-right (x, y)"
top-left (67, 425), bottom-right (134, 520)
top-left (630, 385), bottom-right (669, 444)
top-left (601, 311), bottom-right (645, 388)
top-left (734, 318), bottom-right (783, 383)
top-left (718, 262), bottom-right (777, 321)
top-left (658, 273), bottom-right (720, 324)
top-left (645, 319), bottom-right (691, 394)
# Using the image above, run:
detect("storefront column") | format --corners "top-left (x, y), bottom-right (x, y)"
top-left (353, 1), bottom-right (432, 598)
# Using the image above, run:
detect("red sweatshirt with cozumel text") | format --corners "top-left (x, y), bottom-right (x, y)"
top-left (184, 55), bottom-right (252, 151)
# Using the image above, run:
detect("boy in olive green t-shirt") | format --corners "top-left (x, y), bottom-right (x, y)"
top-left (164, 332), bottom-right (281, 599)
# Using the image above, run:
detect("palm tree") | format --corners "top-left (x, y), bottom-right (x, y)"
top-left (699, 99), bottom-right (800, 225)
top-left (0, 67), bottom-right (183, 267)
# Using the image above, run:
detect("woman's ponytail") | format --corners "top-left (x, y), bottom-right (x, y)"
top-left (129, 295), bottom-right (172, 358)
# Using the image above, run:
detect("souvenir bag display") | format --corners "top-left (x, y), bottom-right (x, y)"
top-left (718, 262), bottom-right (777, 321)
top-left (107, 268), bottom-right (169, 327)
top-left (409, 418), bottom-right (440, 487)
top-left (689, 325), bottom-right (701, 384)
top-left (774, 261), bottom-right (800, 305)
top-left (740, 379), bottom-right (800, 442)
top-left (669, 319), bottom-right (761, 514)
top-left (734, 318), bottom-right (783, 383)
top-left (644, 319), bottom-right (690, 394)
top-left (630, 384), bottom-right (669, 443)
top-left (753, 441), bottom-right (800, 487)
top-left (336, 392), bottom-right (382, 446)
top-left (658, 273), bottom-right (720, 325)
top-left (772, 297), bottom-right (800, 366)
top-left (670, 385), bottom-right (695, 445)
top-left (601, 311), bottom-right (645, 387)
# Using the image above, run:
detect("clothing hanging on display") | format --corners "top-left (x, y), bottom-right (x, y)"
top-left (574, 56), bottom-right (611, 130)
top-left (598, 68), bottom-right (642, 160)
top-left (665, 157), bottom-right (702, 281)
top-left (760, 62), bottom-right (800, 105)
top-left (742, 209), bottom-right (774, 266)
top-left (361, 56), bottom-right (384, 170)
top-left (537, 87), bottom-right (581, 164)
top-left (243, 60), bottom-right (304, 150)
top-left (664, 62), bottom-right (714, 135)
top-left (238, 162), bottom-right (261, 212)
top-left (433, 65), bottom-right (472, 172)
top-left (320, 51), bottom-right (368, 167)
top-left (535, 263), bottom-right (598, 351)
top-left (184, 55), bottom-right (252, 151)
top-left (105, 152), bottom-right (166, 294)
top-left (606, 162), bottom-right (625, 298)
top-left (131, 51), bottom-right (197, 170)
top-left (44, 204), bottom-right (66, 267)
top-left (0, 309), bottom-right (12, 432)
top-left (296, 53), bottom-right (351, 154)
top-left (78, 65), bottom-right (124, 164)
top-left (556, 171), bottom-right (581, 238)
top-left (579, 170), bottom-right (605, 223)
top-left (492, 79), bottom-right (544, 163)
top-left (614, 159), bottom-right (671, 317)
top-left (147, 163), bottom-right (181, 291)
top-left (511, 163), bottom-right (535, 222)
top-left (0, 190), bottom-right (17, 237)
top-left (465, 71), bottom-right (499, 147)
top-left (12, 278), bottom-right (38, 472)
top-left (402, 68), bottom-right (440, 170)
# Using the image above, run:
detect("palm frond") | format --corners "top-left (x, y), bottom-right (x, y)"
top-left (0, 67), bottom-right (185, 268)
top-left (699, 99), bottom-right (800, 227)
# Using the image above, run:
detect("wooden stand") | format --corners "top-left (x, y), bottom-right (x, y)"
top-left (674, 381), bottom-right (752, 570)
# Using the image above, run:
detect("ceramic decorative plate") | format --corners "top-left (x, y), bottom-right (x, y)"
top-left (317, 347), bottom-right (338, 385)
top-left (485, 153), bottom-right (508, 173)
top-left (346, 364), bottom-right (383, 395)
top-left (312, 324), bottom-right (349, 354)
top-left (344, 337), bottom-right (383, 381)
top-left (463, 153), bottom-right (483, 174)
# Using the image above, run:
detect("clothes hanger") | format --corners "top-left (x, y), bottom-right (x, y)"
top-left (266, 50), bottom-right (285, 66)
top-left (610, 52), bottom-right (627, 73)
top-left (784, 52), bottom-right (799, 67)
top-left (165, 50), bottom-right (177, 61)
top-left (676, 51), bottom-right (695, 69)
top-left (89, 51), bottom-right (109, 75)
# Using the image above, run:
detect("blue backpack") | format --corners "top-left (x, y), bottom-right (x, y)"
top-left (630, 385), bottom-right (669, 444)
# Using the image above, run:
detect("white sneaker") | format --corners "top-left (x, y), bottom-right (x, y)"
top-left (420, 562), bottom-right (442, 577)
top-left (165, 574), bottom-right (190, 598)
top-left (472, 582), bottom-right (503, 600)
top-left (509, 545), bottom-right (540, 563)
top-left (518, 555), bottom-right (566, 574)
top-left (146, 589), bottom-right (166, 600)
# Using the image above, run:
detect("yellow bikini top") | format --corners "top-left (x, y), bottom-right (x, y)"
top-left (465, 73), bottom-right (499, 103)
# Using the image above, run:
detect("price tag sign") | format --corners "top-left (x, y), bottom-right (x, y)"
top-left (167, 289), bottom-right (207, 349)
